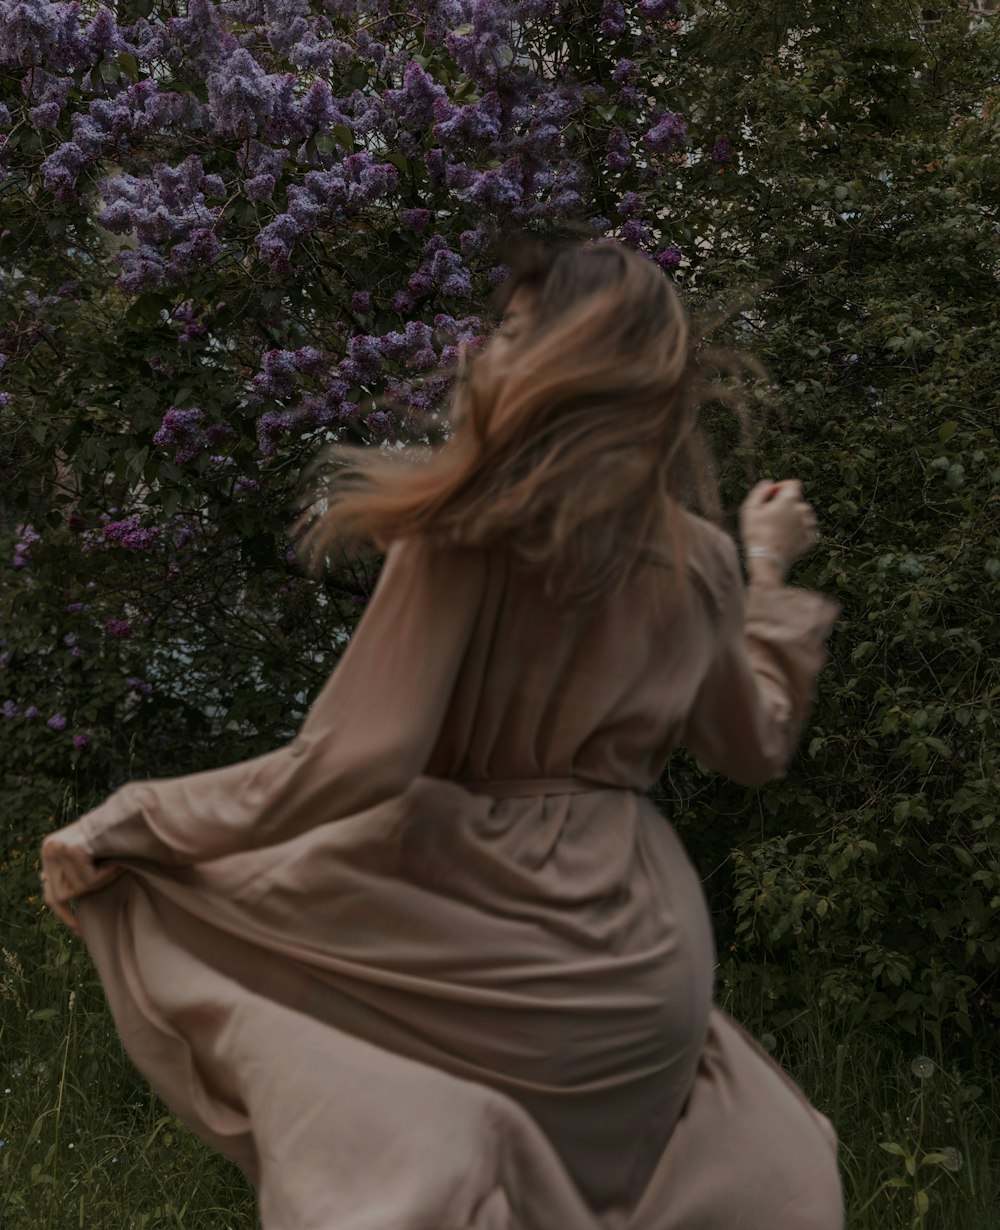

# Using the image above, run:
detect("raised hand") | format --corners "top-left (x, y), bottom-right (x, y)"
top-left (738, 479), bottom-right (820, 573)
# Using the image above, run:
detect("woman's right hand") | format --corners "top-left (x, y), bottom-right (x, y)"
top-left (738, 479), bottom-right (819, 571)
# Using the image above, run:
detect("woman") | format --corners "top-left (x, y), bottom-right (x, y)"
top-left (40, 233), bottom-right (843, 1229)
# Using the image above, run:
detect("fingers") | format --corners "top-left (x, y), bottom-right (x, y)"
top-left (40, 836), bottom-right (120, 938)
top-left (42, 879), bottom-right (80, 936)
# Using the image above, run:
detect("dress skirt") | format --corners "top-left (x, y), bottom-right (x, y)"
top-left (77, 774), bottom-right (843, 1230)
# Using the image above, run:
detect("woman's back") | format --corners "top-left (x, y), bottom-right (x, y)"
top-left (423, 508), bottom-right (735, 791)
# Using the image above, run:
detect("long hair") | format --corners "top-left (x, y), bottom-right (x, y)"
top-left (293, 228), bottom-right (769, 617)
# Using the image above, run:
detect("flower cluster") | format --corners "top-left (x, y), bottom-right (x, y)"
top-left (0, 0), bottom-right (697, 803)
top-left (152, 406), bottom-right (207, 464)
top-left (643, 109), bottom-right (688, 153)
top-left (97, 155), bottom-right (224, 288)
top-left (12, 525), bottom-right (40, 570)
top-left (103, 516), bottom-right (161, 551)
top-left (710, 136), bottom-right (733, 164)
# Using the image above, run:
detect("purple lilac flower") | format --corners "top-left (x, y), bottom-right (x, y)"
top-left (103, 516), bottom-right (161, 550)
top-left (85, 5), bottom-right (121, 57)
top-left (383, 60), bottom-right (447, 130)
top-left (63, 633), bottom-right (76, 647)
top-left (65, 600), bottom-right (88, 612)
top-left (27, 68), bottom-right (73, 130)
top-left (339, 334), bottom-right (384, 386)
top-left (298, 78), bottom-right (338, 127)
top-left (710, 136), bottom-right (733, 164)
top-left (643, 111), bottom-right (688, 154)
top-left (256, 409), bottom-right (300, 457)
top-left (12, 524), bottom-right (41, 569)
top-left (655, 244), bottom-right (682, 271)
top-left (234, 476), bottom-right (261, 494)
top-left (601, 0), bottom-right (627, 39)
top-left (169, 226), bottom-right (221, 274)
top-left (606, 128), bottom-right (632, 171)
top-left (238, 139), bottom-right (288, 181)
top-left (206, 48), bottom-right (283, 140)
top-left (400, 207), bottom-right (432, 233)
top-left (126, 677), bottom-right (153, 696)
top-left (153, 406), bottom-right (206, 463)
top-left (350, 290), bottom-right (372, 314)
top-left (47, 714), bottom-right (67, 731)
top-left (257, 213), bottom-right (301, 271)
top-left (473, 161), bottom-right (526, 211)
top-left (432, 92), bottom-right (502, 147)
top-left (72, 734), bottom-right (89, 750)
top-left (2, 699), bottom-right (19, 718)
top-left (0, 0), bottom-right (84, 69)
top-left (253, 349), bottom-right (299, 398)
top-left (294, 346), bottom-right (325, 375)
top-left (366, 410), bottom-right (394, 436)
top-left (621, 218), bottom-right (653, 247)
top-left (406, 270), bottom-right (433, 298)
top-left (105, 618), bottom-right (133, 639)
top-left (638, 0), bottom-right (680, 16)
top-left (245, 172), bottom-right (276, 201)
top-left (24, 706), bottom-right (40, 719)
top-left (115, 244), bottom-right (168, 292)
top-left (618, 191), bottom-right (643, 218)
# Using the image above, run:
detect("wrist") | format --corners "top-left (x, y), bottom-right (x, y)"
top-left (745, 549), bottom-right (787, 585)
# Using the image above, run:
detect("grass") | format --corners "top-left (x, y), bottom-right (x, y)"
top-left (2, 830), bottom-right (997, 1228)
top-left (716, 975), bottom-right (999, 1230)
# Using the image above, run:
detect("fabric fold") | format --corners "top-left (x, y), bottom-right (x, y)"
top-left (69, 513), bottom-right (843, 1228)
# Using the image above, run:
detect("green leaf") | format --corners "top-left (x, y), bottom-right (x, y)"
top-left (879, 1141), bottom-right (907, 1156)
top-left (919, 1153), bottom-right (950, 1167)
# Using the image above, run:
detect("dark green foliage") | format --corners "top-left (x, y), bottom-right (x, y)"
top-left (657, 0), bottom-right (1000, 1044)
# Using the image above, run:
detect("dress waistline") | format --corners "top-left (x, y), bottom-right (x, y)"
top-left (451, 775), bottom-right (637, 798)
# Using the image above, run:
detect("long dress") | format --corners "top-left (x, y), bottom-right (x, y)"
top-left (74, 507), bottom-right (843, 1230)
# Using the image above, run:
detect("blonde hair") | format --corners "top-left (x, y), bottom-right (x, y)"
top-left (294, 228), bottom-right (768, 616)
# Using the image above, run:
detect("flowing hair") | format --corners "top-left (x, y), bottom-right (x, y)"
top-left (293, 228), bottom-right (769, 617)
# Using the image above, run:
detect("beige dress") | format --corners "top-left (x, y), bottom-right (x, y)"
top-left (76, 508), bottom-right (843, 1230)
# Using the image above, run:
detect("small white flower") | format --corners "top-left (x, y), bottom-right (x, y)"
top-left (911, 1056), bottom-right (935, 1079)
top-left (940, 1146), bottom-right (962, 1172)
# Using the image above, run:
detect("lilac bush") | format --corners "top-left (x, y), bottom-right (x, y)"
top-left (0, 0), bottom-right (697, 795)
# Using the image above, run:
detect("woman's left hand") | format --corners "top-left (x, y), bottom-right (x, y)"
top-left (40, 822), bottom-right (123, 937)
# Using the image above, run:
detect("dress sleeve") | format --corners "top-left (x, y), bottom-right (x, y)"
top-left (681, 531), bottom-right (840, 787)
top-left (77, 534), bottom-right (487, 865)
